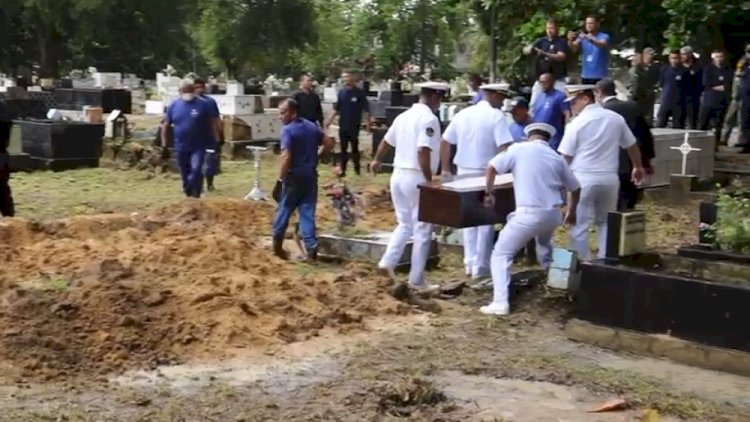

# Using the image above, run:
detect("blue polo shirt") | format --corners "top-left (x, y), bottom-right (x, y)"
top-left (509, 118), bottom-right (533, 142)
top-left (334, 86), bottom-right (369, 135)
top-left (580, 32), bottom-right (610, 80)
top-left (281, 118), bottom-right (324, 178)
top-left (659, 65), bottom-right (686, 106)
top-left (165, 97), bottom-right (219, 151)
top-left (531, 89), bottom-right (567, 149)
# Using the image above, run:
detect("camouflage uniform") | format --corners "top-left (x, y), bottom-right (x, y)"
top-left (628, 62), bottom-right (659, 125)
top-left (721, 59), bottom-right (745, 144)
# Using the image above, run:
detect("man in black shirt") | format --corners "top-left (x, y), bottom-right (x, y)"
top-left (680, 46), bottom-right (703, 129)
top-left (292, 74), bottom-right (324, 127)
top-left (699, 50), bottom-right (733, 147)
top-left (0, 101), bottom-right (13, 217)
top-left (528, 19), bottom-right (568, 110)
top-left (325, 71), bottom-right (372, 176)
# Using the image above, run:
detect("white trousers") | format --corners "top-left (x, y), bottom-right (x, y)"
top-left (491, 208), bottom-right (562, 306)
top-left (378, 168), bottom-right (432, 285)
top-left (569, 178), bottom-right (620, 261)
top-left (457, 166), bottom-right (493, 278)
top-left (529, 80), bottom-right (568, 111)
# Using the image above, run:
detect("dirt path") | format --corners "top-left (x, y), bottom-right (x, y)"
top-left (1, 288), bottom-right (748, 422)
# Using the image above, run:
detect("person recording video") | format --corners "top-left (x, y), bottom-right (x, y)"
top-left (568, 15), bottom-right (610, 84)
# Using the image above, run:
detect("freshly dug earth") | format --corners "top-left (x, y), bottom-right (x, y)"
top-left (0, 199), bottom-right (409, 382)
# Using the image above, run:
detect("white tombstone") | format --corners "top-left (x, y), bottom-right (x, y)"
top-left (72, 78), bottom-right (96, 89)
top-left (46, 109), bottom-right (64, 120)
top-left (670, 132), bottom-right (701, 176)
top-left (208, 95), bottom-right (264, 116)
top-left (226, 80), bottom-right (244, 96)
top-left (323, 87), bottom-right (338, 103)
top-left (93, 72), bottom-right (122, 88)
top-left (145, 100), bottom-right (165, 115)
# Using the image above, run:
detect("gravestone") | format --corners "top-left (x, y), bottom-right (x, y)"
top-left (208, 95), bottom-right (264, 116)
top-left (16, 120), bottom-right (104, 170)
top-left (648, 129), bottom-right (714, 187)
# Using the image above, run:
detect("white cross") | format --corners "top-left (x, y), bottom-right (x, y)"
top-left (670, 132), bottom-right (701, 176)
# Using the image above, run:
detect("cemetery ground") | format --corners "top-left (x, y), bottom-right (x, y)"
top-left (2, 155), bottom-right (750, 421)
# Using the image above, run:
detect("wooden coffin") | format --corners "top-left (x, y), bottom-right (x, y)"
top-left (417, 173), bottom-right (515, 228)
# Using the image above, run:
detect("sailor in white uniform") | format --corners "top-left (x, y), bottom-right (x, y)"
top-left (440, 83), bottom-right (514, 280)
top-left (370, 82), bottom-right (448, 291)
top-left (557, 85), bottom-right (645, 261)
top-left (481, 122), bottom-right (581, 315)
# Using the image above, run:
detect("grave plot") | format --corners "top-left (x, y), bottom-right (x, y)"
top-left (677, 181), bottom-right (750, 264)
top-left (15, 119), bottom-right (104, 171)
top-left (571, 250), bottom-right (750, 375)
top-left (647, 129), bottom-right (714, 187)
top-left (0, 199), bottom-right (411, 382)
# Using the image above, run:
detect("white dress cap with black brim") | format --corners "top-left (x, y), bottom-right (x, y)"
top-left (418, 81), bottom-right (450, 95)
top-left (523, 122), bottom-right (557, 139)
top-left (479, 83), bottom-right (511, 95)
top-left (564, 84), bottom-right (596, 102)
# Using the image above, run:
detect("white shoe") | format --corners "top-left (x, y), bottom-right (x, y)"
top-left (480, 302), bottom-right (510, 316)
top-left (409, 282), bottom-right (440, 293)
top-left (377, 265), bottom-right (397, 280)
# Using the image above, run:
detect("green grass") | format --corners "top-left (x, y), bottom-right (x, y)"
top-left (9, 158), bottom-right (391, 222)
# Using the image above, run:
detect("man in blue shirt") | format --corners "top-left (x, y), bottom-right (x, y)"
top-left (194, 78), bottom-right (223, 192)
top-left (509, 97), bottom-right (533, 142)
top-left (656, 50), bottom-right (687, 128)
top-left (528, 19), bottom-right (568, 110)
top-left (325, 71), bottom-right (372, 176)
top-left (162, 80), bottom-right (220, 198)
top-left (531, 73), bottom-right (569, 150)
top-left (568, 15), bottom-right (610, 84)
top-left (273, 99), bottom-right (335, 261)
top-left (469, 74), bottom-right (483, 105)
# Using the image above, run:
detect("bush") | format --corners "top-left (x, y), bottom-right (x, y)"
top-left (711, 181), bottom-right (750, 254)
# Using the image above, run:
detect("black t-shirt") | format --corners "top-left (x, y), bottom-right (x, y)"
top-left (533, 36), bottom-right (569, 80)
top-left (292, 90), bottom-right (324, 126)
top-left (702, 64), bottom-right (732, 108)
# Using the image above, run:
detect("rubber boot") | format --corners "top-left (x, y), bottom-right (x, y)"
top-left (352, 151), bottom-right (361, 176)
top-left (273, 236), bottom-right (289, 260)
top-left (307, 246), bottom-right (318, 262)
top-left (206, 175), bottom-right (215, 192)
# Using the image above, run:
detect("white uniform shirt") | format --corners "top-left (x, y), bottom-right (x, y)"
top-left (443, 100), bottom-right (514, 170)
top-left (557, 103), bottom-right (636, 183)
top-left (489, 140), bottom-right (580, 209)
top-left (384, 103), bottom-right (441, 173)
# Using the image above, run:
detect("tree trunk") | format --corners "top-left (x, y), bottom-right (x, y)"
top-left (37, 32), bottom-right (59, 78)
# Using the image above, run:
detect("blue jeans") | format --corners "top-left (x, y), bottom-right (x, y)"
top-left (176, 148), bottom-right (206, 197)
top-left (272, 175), bottom-right (318, 250)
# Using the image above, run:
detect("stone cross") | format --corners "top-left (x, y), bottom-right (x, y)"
top-left (670, 132), bottom-right (701, 176)
top-left (244, 146), bottom-right (269, 201)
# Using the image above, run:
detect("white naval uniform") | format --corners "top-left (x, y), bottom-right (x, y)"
top-left (377, 103), bottom-right (441, 285)
top-left (488, 140), bottom-right (580, 308)
top-left (443, 100), bottom-right (514, 278)
top-left (557, 103), bottom-right (636, 261)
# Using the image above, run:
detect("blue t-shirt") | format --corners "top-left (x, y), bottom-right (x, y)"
top-left (165, 97), bottom-right (219, 151)
top-left (580, 32), bottom-right (610, 79)
top-left (532, 89), bottom-right (567, 149)
top-left (334, 86), bottom-right (369, 134)
top-left (509, 119), bottom-right (533, 142)
top-left (281, 118), bottom-right (324, 178)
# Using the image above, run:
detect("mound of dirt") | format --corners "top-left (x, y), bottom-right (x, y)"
top-left (0, 199), bottom-right (410, 381)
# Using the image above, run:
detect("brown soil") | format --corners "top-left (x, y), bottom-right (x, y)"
top-left (0, 199), bottom-right (409, 382)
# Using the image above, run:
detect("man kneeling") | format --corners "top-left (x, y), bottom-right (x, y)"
top-left (481, 123), bottom-right (581, 316)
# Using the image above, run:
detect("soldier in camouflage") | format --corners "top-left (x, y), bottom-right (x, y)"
top-left (628, 47), bottom-right (660, 125)
top-left (720, 57), bottom-right (745, 146)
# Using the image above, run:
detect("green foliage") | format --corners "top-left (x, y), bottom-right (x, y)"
top-left (712, 181), bottom-right (750, 254)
